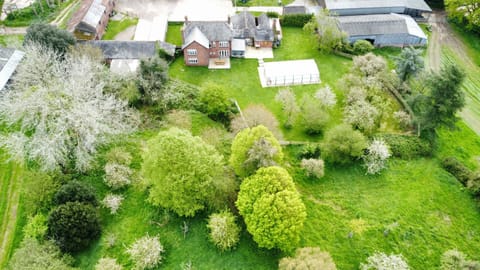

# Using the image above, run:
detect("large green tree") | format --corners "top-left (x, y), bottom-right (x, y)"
top-left (236, 166), bottom-right (306, 252)
top-left (322, 124), bottom-right (368, 165)
top-left (142, 128), bottom-right (225, 217)
top-left (447, 0), bottom-right (480, 32)
top-left (394, 46), bottom-right (425, 82)
top-left (229, 125), bottom-right (283, 177)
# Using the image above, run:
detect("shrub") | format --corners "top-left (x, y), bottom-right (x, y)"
top-left (279, 247), bottom-right (337, 270)
top-left (353, 40), bottom-right (374, 55)
top-left (165, 110), bottom-right (192, 130)
top-left (96, 257), bottom-right (123, 270)
top-left (24, 23), bottom-right (76, 56)
top-left (298, 97), bottom-right (330, 134)
top-left (53, 181), bottom-right (98, 206)
top-left (379, 134), bottom-right (433, 159)
top-left (7, 238), bottom-right (75, 270)
top-left (275, 88), bottom-right (299, 128)
top-left (360, 252), bottom-right (409, 270)
top-left (136, 56), bottom-right (169, 104)
top-left (467, 175), bottom-right (480, 197)
top-left (394, 110), bottom-right (412, 130)
top-left (230, 125), bottom-right (283, 177)
top-left (105, 147), bottom-right (132, 166)
top-left (301, 159), bottom-right (325, 179)
top-left (102, 194), bottom-right (124, 214)
top-left (322, 124), bottom-right (368, 165)
top-left (236, 167), bottom-right (306, 252)
top-left (441, 250), bottom-right (480, 270)
top-left (441, 157), bottom-right (474, 185)
top-left (230, 104), bottom-right (283, 139)
top-left (23, 213), bottom-right (48, 241)
top-left (198, 84), bottom-right (233, 124)
top-left (299, 143), bottom-right (321, 159)
top-left (156, 79), bottom-right (200, 114)
top-left (315, 85), bottom-right (337, 108)
top-left (142, 128), bottom-right (224, 217)
top-left (126, 235), bottom-right (164, 270)
top-left (267, 11), bottom-right (279, 18)
top-left (207, 210), bottom-right (241, 251)
top-left (22, 171), bottom-right (60, 215)
top-left (104, 162), bottom-right (133, 190)
top-left (280, 13), bottom-right (314, 27)
top-left (47, 202), bottom-right (101, 252)
top-left (363, 139), bottom-right (391, 175)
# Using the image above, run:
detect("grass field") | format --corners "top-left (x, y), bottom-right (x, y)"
top-left (102, 17), bottom-right (138, 40)
top-left (235, 0), bottom-right (293, 7)
top-left (0, 35), bottom-right (24, 47)
top-left (165, 23), bottom-right (183, 46)
top-left (3, 0), bottom-right (75, 27)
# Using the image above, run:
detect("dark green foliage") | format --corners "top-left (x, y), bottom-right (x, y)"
top-left (266, 11), bottom-right (279, 18)
top-left (156, 79), bottom-right (200, 114)
top-left (298, 143), bottom-right (321, 159)
top-left (24, 23), bottom-right (76, 56)
top-left (352, 40), bottom-right (374, 55)
top-left (53, 181), bottom-right (98, 206)
top-left (447, 0), bottom-right (480, 33)
top-left (47, 202), bottom-right (101, 252)
top-left (422, 64), bottom-right (466, 132)
top-left (379, 134), bottom-right (432, 159)
top-left (322, 124), bottom-right (367, 165)
top-left (22, 172), bottom-right (60, 215)
top-left (280, 14), bottom-right (314, 27)
top-left (441, 157), bottom-right (474, 185)
top-left (394, 46), bottom-right (424, 81)
top-left (198, 84), bottom-right (233, 124)
top-left (467, 175), bottom-right (480, 197)
top-left (136, 56), bottom-right (169, 104)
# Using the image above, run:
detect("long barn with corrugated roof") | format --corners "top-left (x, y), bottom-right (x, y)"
top-left (68, 0), bottom-right (115, 40)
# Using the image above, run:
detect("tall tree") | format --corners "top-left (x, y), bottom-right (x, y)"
top-left (303, 9), bottom-right (347, 53)
top-left (0, 44), bottom-right (138, 172)
top-left (24, 23), bottom-right (75, 57)
top-left (395, 46), bottom-right (425, 82)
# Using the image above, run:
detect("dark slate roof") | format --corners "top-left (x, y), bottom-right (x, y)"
top-left (338, 13), bottom-right (427, 39)
top-left (82, 41), bottom-right (159, 59)
top-left (183, 21), bottom-right (233, 42)
top-left (255, 14), bottom-right (274, 42)
top-left (231, 11), bottom-right (256, 39)
top-left (283, 5), bottom-right (307, 14)
top-left (0, 47), bottom-right (24, 91)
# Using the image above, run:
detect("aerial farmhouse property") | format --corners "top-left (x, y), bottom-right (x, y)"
top-left (338, 13), bottom-right (428, 47)
top-left (68, 0), bottom-right (115, 40)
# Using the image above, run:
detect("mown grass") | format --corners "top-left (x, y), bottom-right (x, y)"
top-left (235, 0), bottom-right (293, 7)
top-left (0, 34), bottom-right (24, 47)
top-left (102, 17), bottom-right (138, 40)
top-left (165, 23), bottom-right (183, 46)
top-left (449, 23), bottom-right (480, 68)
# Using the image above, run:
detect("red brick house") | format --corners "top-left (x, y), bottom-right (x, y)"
top-left (181, 20), bottom-right (233, 69)
top-left (68, 0), bottom-right (115, 40)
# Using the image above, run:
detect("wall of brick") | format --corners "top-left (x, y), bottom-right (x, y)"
top-left (184, 42), bottom-right (209, 66)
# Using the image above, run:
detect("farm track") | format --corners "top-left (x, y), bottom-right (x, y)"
top-left (428, 11), bottom-right (480, 135)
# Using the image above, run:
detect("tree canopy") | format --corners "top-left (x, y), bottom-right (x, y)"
top-left (236, 166), bottom-right (306, 252)
top-left (142, 128), bottom-right (225, 217)
top-left (24, 23), bottom-right (76, 56)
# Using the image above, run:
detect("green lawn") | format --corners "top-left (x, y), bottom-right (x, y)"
top-left (3, 0), bottom-right (75, 27)
top-left (102, 17), bottom-right (138, 40)
top-left (235, 0), bottom-right (293, 7)
top-left (165, 23), bottom-right (183, 46)
top-left (0, 35), bottom-right (24, 47)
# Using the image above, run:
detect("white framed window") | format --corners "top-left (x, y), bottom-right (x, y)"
top-left (219, 50), bottom-right (229, 57)
top-left (188, 58), bottom-right (198, 64)
top-left (219, 41), bottom-right (228, 48)
top-left (187, 49), bottom-right (197, 56)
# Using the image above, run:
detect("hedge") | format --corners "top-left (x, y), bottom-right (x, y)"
top-left (379, 134), bottom-right (432, 159)
top-left (280, 14), bottom-right (314, 27)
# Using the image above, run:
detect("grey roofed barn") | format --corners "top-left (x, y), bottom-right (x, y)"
top-left (83, 40), bottom-right (175, 59)
top-left (325, 0), bottom-right (432, 16)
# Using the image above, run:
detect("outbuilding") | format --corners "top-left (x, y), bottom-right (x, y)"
top-left (338, 13), bottom-right (428, 47)
top-left (325, 0), bottom-right (432, 18)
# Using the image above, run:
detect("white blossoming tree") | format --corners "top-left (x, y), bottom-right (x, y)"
top-left (126, 235), bottom-right (164, 270)
top-left (363, 139), bottom-right (391, 175)
top-left (315, 85), bottom-right (337, 108)
top-left (0, 44), bottom-right (139, 172)
top-left (102, 194), bottom-right (124, 214)
top-left (360, 252), bottom-right (409, 270)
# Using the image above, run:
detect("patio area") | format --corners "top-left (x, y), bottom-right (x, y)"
top-left (208, 58), bottom-right (231, 69)
top-left (245, 47), bottom-right (274, 59)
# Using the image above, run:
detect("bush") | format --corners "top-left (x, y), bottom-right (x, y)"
top-left (47, 202), bottom-right (101, 252)
top-left (198, 84), bottom-right (233, 124)
top-left (142, 128), bottom-right (224, 217)
top-left (207, 210), bottom-right (241, 251)
top-left (7, 238), bottom-right (75, 270)
top-left (267, 11), bottom-right (279, 18)
top-left (102, 194), bottom-right (124, 214)
top-left (299, 143), bottom-right (321, 159)
top-left (467, 175), bottom-right (480, 197)
top-left (105, 147), bottom-right (132, 166)
top-left (23, 213), bottom-right (48, 241)
top-left (363, 139), bottom-right (391, 175)
top-left (230, 125), bottom-right (283, 177)
top-left (96, 258), bottom-right (123, 270)
top-left (53, 181), bottom-right (98, 206)
top-left (298, 97), bottom-right (330, 134)
top-left (315, 85), bottom-right (337, 108)
top-left (360, 252), bottom-right (409, 270)
top-left (230, 104), bottom-right (283, 139)
top-left (156, 79), bottom-right (200, 114)
top-left (344, 100), bottom-right (380, 135)
top-left (281, 13), bottom-right (314, 27)
top-left (441, 157), bottom-right (474, 185)
top-left (22, 171), bottom-right (60, 215)
top-left (24, 23), bottom-right (76, 56)
top-left (279, 247), bottom-right (337, 270)
top-left (441, 250), bottom-right (480, 270)
top-left (136, 56), bottom-right (169, 104)
top-left (104, 162), bottom-right (133, 190)
top-left (301, 159), bottom-right (325, 179)
top-left (322, 124), bottom-right (368, 165)
top-left (236, 166), bottom-right (306, 252)
top-left (353, 40), bottom-right (374, 55)
top-left (379, 134), bottom-right (433, 159)
top-left (394, 110), bottom-right (412, 130)
top-left (126, 235), bottom-right (164, 270)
